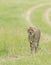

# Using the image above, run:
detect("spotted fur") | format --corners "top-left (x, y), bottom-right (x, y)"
top-left (28, 27), bottom-right (41, 53)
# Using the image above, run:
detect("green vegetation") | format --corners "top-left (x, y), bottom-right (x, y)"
top-left (0, 0), bottom-right (51, 65)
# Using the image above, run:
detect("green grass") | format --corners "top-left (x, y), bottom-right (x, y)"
top-left (31, 5), bottom-right (51, 34)
top-left (0, 0), bottom-right (51, 65)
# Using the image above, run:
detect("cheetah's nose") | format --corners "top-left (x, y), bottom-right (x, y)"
top-left (30, 32), bottom-right (32, 34)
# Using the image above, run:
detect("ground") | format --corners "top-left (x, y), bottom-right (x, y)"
top-left (0, 0), bottom-right (51, 65)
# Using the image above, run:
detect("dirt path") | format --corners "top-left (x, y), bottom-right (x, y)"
top-left (0, 55), bottom-right (27, 62)
top-left (25, 3), bottom-right (51, 43)
top-left (44, 8), bottom-right (51, 26)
